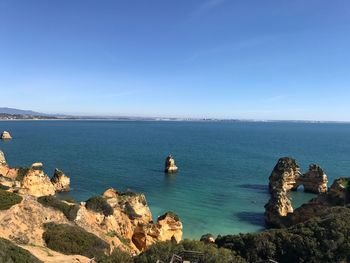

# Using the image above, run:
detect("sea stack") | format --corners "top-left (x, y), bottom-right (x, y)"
top-left (164, 154), bottom-right (178, 173)
top-left (1, 131), bottom-right (12, 140)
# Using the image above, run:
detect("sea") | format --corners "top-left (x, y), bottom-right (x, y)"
top-left (1, 120), bottom-right (350, 239)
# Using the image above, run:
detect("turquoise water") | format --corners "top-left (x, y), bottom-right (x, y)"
top-left (1, 121), bottom-right (350, 239)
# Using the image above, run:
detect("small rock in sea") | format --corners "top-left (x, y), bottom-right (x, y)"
top-left (164, 154), bottom-right (178, 173)
top-left (1, 131), bottom-right (12, 140)
top-left (31, 162), bottom-right (44, 170)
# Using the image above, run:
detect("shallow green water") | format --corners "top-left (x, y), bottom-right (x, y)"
top-left (1, 121), bottom-right (349, 238)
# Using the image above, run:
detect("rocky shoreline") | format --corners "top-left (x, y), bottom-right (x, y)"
top-left (1, 145), bottom-right (350, 262)
top-left (0, 149), bottom-right (182, 262)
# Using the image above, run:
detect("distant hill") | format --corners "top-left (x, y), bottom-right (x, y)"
top-left (0, 107), bottom-right (49, 116)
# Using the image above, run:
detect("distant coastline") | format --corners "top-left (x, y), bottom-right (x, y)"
top-left (1, 107), bottom-right (350, 123)
top-left (1, 115), bottom-right (350, 124)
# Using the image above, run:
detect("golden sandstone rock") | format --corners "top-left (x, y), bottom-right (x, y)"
top-left (164, 154), bottom-right (178, 173)
top-left (264, 157), bottom-right (348, 228)
top-left (1, 131), bottom-right (12, 140)
top-left (19, 164), bottom-right (56, 197)
top-left (51, 168), bottom-right (70, 192)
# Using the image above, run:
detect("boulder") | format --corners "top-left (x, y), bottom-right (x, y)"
top-left (164, 155), bottom-right (178, 173)
top-left (51, 168), bottom-right (70, 192)
top-left (1, 131), bottom-right (12, 140)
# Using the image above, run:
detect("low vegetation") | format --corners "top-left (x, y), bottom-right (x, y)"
top-left (216, 207), bottom-right (350, 263)
top-left (16, 167), bottom-right (30, 181)
top-left (43, 222), bottom-right (109, 258)
top-left (98, 249), bottom-right (133, 263)
top-left (37, 196), bottom-right (79, 221)
top-left (85, 195), bottom-right (114, 216)
top-left (134, 240), bottom-right (246, 263)
top-left (0, 189), bottom-right (22, 210)
top-left (0, 237), bottom-right (42, 263)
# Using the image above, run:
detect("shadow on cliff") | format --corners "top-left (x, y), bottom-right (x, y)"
top-left (234, 211), bottom-right (265, 228)
top-left (238, 184), bottom-right (268, 194)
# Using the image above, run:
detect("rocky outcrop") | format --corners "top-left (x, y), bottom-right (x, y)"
top-left (0, 150), bottom-right (6, 165)
top-left (131, 211), bottom-right (183, 251)
top-left (0, 150), bottom-right (71, 197)
top-left (51, 168), bottom-right (70, 192)
top-left (265, 191), bottom-right (293, 227)
top-left (154, 212), bottom-right (183, 242)
top-left (268, 157), bottom-right (300, 193)
top-left (1, 131), bottom-right (12, 140)
top-left (265, 157), bottom-right (299, 227)
top-left (293, 164), bottom-right (328, 194)
top-left (75, 190), bottom-right (183, 254)
top-left (0, 150), bottom-right (22, 181)
top-left (265, 157), bottom-right (350, 228)
top-left (19, 164), bottom-right (56, 197)
top-left (164, 155), bottom-right (178, 173)
top-left (265, 158), bottom-right (329, 227)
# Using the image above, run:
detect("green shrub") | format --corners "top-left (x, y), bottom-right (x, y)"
top-left (216, 207), bottom-right (350, 263)
top-left (16, 167), bottom-right (30, 181)
top-left (43, 222), bottom-right (109, 258)
top-left (98, 248), bottom-right (133, 263)
top-left (0, 189), bottom-right (22, 210)
top-left (134, 240), bottom-right (182, 263)
top-left (37, 196), bottom-right (79, 221)
top-left (134, 240), bottom-right (246, 263)
top-left (0, 237), bottom-right (42, 263)
top-left (85, 195), bottom-right (113, 216)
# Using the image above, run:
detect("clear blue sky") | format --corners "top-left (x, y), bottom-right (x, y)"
top-left (0, 0), bottom-right (349, 120)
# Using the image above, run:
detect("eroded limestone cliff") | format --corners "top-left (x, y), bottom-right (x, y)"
top-left (0, 149), bottom-right (183, 258)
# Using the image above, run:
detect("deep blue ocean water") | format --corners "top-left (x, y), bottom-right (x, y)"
top-left (1, 121), bottom-right (350, 239)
